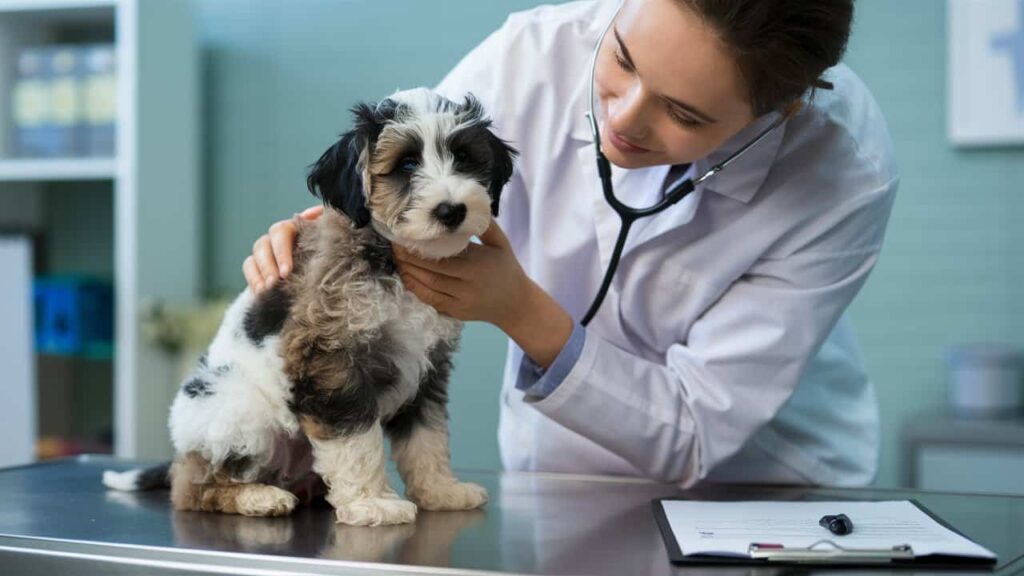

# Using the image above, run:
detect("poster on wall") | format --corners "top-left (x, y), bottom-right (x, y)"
top-left (948, 0), bottom-right (1024, 145)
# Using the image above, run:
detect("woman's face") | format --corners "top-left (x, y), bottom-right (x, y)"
top-left (593, 0), bottom-right (757, 169)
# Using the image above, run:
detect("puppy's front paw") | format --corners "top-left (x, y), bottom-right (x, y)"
top-left (335, 497), bottom-right (417, 526)
top-left (409, 481), bottom-right (488, 511)
top-left (236, 485), bottom-right (299, 517)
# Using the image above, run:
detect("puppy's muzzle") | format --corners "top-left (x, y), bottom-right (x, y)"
top-left (432, 202), bottom-right (467, 230)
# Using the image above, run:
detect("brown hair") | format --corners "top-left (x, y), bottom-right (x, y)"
top-left (676, 0), bottom-right (854, 116)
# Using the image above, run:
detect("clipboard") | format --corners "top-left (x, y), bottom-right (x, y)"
top-left (652, 498), bottom-right (998, 569)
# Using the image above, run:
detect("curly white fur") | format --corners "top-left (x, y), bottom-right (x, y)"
top-left (169, 290), bottom-right (298, 472)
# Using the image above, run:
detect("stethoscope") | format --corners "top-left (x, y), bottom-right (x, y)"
top-left (580, 1), bottom-right (792, 326)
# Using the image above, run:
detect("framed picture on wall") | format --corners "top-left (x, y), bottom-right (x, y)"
top-left (948, 0), bottom-right (1024, 146)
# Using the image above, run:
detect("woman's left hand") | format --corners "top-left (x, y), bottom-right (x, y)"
top-left (393, 220), bottom-right (530, 330)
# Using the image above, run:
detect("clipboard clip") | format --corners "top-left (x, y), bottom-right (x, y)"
top-left (749, 540), bottom-right (915, 564)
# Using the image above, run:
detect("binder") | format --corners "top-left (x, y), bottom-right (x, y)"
top-left (653, 498), bottom-right (998, 568)
top-left (81, 44), bottom-right (117, 157)
top-left (12, 48), bottom-right (50, 158)
top-left (47, 46), bottom-right (81, 157)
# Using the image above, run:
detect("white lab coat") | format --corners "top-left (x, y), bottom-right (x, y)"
top-left (435, 0), bottom-right (898, 487)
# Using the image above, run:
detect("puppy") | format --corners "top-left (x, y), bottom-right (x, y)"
top-left (104, 87), bottom-right (517, 526)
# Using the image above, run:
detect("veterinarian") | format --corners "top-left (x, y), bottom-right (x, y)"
top-left (244, 0), bottom-right (898, 487)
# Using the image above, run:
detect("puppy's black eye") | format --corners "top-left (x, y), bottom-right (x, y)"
top-left (453, 150), bottom-right (468, 163)
top-left (399, 157), bottom-right (419, 173)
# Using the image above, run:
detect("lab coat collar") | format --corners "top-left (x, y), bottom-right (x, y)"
top-left (693, 111), bottom-right (788, 204)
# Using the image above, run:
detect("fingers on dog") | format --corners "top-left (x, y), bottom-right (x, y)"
top-left (268, 220), bottom-right (297, 276)
top-left (252, 234), bottom-right (279, 288)
top-left (243, 256), bottom-right (263, 293)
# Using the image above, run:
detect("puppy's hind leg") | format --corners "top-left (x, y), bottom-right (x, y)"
top-left (302, 417), bottom-right (417, 526)
top-left (170, 452), bottom-right (298, 517)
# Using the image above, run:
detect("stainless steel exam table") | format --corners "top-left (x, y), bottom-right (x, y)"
top-left (1, 455), bottom-right (1023, 575)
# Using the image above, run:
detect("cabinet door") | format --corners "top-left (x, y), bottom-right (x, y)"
top-left (917, 445), bottom-right (1024, 495)
top-left (0, 236), bottom-right (35, 466)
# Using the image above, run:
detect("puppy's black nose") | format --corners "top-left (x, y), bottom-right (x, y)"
top-left (433, 202), bottom-right (467, 229)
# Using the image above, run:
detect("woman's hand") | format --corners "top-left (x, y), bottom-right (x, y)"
top-left (394, 220), bottom-right (574, 368)
top-left (243, 205), bottom-right (324, 294)
top-left (393, 222), bottom-right (528, 326)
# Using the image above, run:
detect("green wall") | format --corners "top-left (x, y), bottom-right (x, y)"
top-left (842, 2), bottom-right (1024, 486)
top-left (196, 0), bottom-right (1024, 485)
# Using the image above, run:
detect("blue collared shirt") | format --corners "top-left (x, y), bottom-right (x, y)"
top-left (515, 323), bottom-right (587, 399)
top-left (514, 164), bottom-right (689, 399)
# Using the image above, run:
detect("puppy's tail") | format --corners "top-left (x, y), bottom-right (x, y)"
top-left (102, 461), bottom-right (171, 491)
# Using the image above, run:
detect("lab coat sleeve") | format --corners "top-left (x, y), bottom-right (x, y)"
top-left (521, 179), bottom-right (898, 486)
top-left (515, 323), bottom-right (588, 398)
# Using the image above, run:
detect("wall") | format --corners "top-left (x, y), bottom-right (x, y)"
top-left (195, 0), bottom-right (1024, 484)
top-left (843, 0), bottom-right (1024, 486)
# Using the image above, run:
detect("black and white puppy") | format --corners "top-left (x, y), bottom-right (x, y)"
top-left (103, 87), bottom-right (517, 526)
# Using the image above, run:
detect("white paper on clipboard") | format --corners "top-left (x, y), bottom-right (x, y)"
top-left (659, 500), bottom-right (996, 560)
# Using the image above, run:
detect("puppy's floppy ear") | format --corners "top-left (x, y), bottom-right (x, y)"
top-left (306, 129), bottom-right (370, 227)
top-left (486, 132), bottom-right (517, 217)
top-left (457, 93), bottom-right (517, 217)
top-left (306, 100), bottom-right (397, 228)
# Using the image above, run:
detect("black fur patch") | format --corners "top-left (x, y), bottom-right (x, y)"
top-left (385, 339), bottom-right (454, 442)
top-left (220, 453), bottom-right (255, 481)
top-left (289, 333), bottom-right (402, 438)
top-left (244, 283), bottom-right (292, 346)
top-left (444, 128), bottom-right (491, 179)
top-left (307, 100), bottom-right (401, 228)
top-left (137, 461), bottom-right (171, 489)
top-left (360, 234), bottom-right (397, 276)
top-left (443, 120), bottom-right (516, 216)
top-left (290, 375), bottom-right (380, 438)
top-left (183, 376), bottom-right (214, 398)
top-left (197, 352), bottom-right (209, 368)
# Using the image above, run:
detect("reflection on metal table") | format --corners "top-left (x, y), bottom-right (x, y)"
top-left (1, 456), bottom-right (1023, 575)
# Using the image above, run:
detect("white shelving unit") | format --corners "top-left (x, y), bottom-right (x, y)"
top-left (0, 158), bottom-right (116, 180)
top-left (0, 0), bottom-right (199, 461)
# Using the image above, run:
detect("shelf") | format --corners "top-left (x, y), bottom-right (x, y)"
top-left (0, 158), bottom-right (116, 181)
top-left (0, 1), bottom-right (115, 31)
top-left (0, 0), bottom-right (198, 463)
top-left (0, 1), bottom-right (116, 14)
top-left (38, 347), bottom-right (114, 362)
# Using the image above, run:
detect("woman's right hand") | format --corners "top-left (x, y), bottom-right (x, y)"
top-left (243, 205), bottom-right (324, 294)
